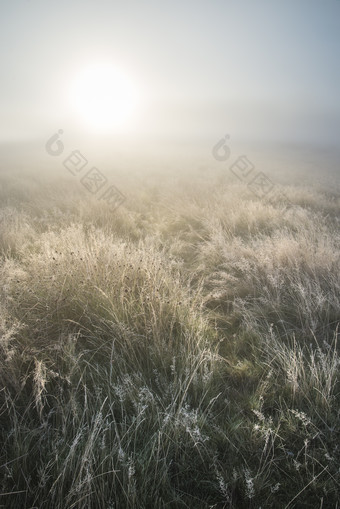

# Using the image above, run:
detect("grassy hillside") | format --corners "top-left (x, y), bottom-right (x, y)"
top-left (0, 168), bottom-right (339, 508)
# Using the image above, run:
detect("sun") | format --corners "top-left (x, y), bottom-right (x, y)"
top-left (69, 62), bottom-right (140, 132)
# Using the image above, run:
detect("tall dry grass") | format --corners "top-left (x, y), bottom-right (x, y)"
top-left (0, 168), bottom-right (339, 507)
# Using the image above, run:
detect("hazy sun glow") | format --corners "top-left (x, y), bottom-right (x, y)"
top-left (70, 63), bottom-right (140, 132)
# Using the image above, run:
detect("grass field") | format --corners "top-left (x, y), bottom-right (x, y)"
top-left (0, 166), bottom-right (339, 508)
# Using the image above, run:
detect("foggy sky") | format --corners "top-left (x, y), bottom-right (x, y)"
top-left (1, 0), bottom-right (340, 147)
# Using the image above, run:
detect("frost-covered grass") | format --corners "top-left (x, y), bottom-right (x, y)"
top-left (0, 170), bottom-right (339, 508)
